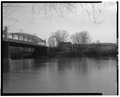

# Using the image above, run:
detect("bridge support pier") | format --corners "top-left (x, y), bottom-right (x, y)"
top-left (3, 42), bottom-right (10, 72)
top-left (3, 42), bottom-right (10, 59)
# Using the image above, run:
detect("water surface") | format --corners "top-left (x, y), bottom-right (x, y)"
top-left (3, 57), bottom-right (117, 95)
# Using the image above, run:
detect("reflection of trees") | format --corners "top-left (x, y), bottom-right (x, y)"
top-left (9, 59), bottom-right (34, 71)
top-left (57, 58), bottom-right (73, 71)
top-left (57, 58), bottom-right (88, 75)
top-left (53, 57), bottom-right (116, 74)
top-left (34, 58), bottom-right (57, 69)
top-left (89, 57), bottom-right (112, 69)
top-left (81, 57), bottom-right (88, 71)
top-left (34, 58), bottom-right (48, 69)
top-left (3, 58), bottom-right (35, 73)
top-left (74, 57), bottom-right (88, 74)
top-left (3, 59), bottom-right (10, 73)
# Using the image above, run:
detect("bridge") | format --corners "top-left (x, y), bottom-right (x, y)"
top-left (2, 26), bottom-right (48, 59)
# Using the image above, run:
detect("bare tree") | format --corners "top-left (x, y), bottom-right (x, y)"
top-left (47, 36), bottom-right (56, 47)
top-left (71, 31), bottom-right (91, 44)
top-left (96, 40), bottom-right (100, 44)
top-left (48, 30), bottom-right (69, 47)
top-left (29, 3), bottom-right (106, 24)
top-left (3, 3), bottom-right (77, 26)
top-left (3, 3), bottom-right (23, 27)
top-left (71, 32), bottom-right (82, 44)
top-left (80, 31), bottom-right (91, 44)
top-left (3, 2), bottom-right (115, 26)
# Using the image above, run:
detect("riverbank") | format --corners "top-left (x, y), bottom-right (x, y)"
top-left (48, 43), bottom-right (117, 58)
top-left (10, 43), bottom-right (117, 59)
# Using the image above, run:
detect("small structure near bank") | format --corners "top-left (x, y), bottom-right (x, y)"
top-left (58, 42), bottom-right (73, 52)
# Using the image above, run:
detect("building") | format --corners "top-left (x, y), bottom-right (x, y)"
top-left (58, 42), bottom-right (73, 52)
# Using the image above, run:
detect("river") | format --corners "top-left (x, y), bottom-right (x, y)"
top-left (2, 57), bottom-right (117, 95)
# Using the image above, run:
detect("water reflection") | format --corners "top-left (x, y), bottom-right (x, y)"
top-left (3, 57), bottom-right (117, 94)
top-left (3, 59), bottom-right (10, 73)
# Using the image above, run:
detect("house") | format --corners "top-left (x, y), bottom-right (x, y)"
top-left (58, 42), bottom-right (73, 52)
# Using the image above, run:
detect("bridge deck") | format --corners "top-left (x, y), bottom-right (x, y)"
top-left (3, 38), bottom-right (47, 48)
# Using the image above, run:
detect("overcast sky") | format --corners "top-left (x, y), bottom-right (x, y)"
top-left (3, 2), bottom-right (117, 44)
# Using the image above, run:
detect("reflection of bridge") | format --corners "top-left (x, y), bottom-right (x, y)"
top-left (2, 27), bottom-right (48, 59)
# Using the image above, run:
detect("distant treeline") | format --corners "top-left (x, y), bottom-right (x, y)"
top-left (48, 43), bottom-right (117, 57)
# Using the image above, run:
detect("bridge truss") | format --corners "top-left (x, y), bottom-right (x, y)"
top-left (3, 32), bottom-right (46, 46)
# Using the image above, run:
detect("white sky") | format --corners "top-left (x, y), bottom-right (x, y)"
top-left (3, 2), bottom-right (117, 44)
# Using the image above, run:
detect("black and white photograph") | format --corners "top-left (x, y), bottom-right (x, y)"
top-left (1, 1), bottom-right (118, 95)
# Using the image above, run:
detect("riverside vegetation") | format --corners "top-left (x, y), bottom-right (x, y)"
top-left (48, 43), bottom-right (117, 58)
